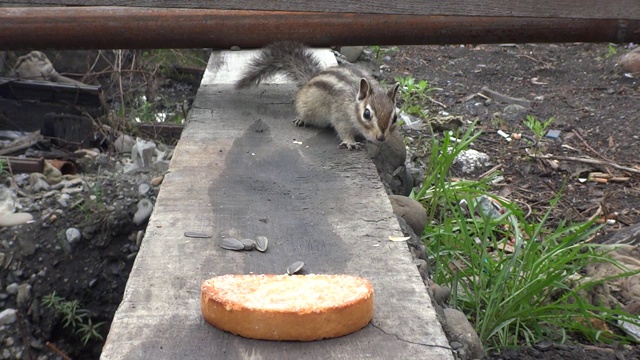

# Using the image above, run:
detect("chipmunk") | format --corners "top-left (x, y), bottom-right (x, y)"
top-left (236, 41), bottom-right (400, 150)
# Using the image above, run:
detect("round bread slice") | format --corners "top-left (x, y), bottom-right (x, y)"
top-left (201, 274), bottom-right (373, 341)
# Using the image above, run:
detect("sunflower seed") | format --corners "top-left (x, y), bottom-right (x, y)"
top-left (388, 235), bottom-right (410, 242)
top-left (184, 231), bottom-right (211, 239)
top-left (220, 237), bottom-right (244, 251)
top-left (255, 236), bottom-right (268, 252)
top-left (286, 261), bottom-right (305, 275)
top-left (239, 238), bottom-right (256, 251)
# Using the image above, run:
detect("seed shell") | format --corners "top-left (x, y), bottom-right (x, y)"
top-left (239, 238), bottom-right (256, 251)
top-left (255, 236), bottom-right (268, 252)
top-left (220, 237), bottom-right (244, 251)
top-left (286, 261), bottom-right (305, 275)
top-left (184, 231), bottom-right (211, 239)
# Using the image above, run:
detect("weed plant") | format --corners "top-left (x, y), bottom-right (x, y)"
top-left (412, 124), bottom-right (640, 350)
top-left (42, 291), bottom-right (106, 345)
top-left (394, 75), bottom-right (435, 118)
top-left (524, 115), bottom-right (554, 139)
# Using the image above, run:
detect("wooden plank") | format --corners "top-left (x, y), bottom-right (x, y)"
top-left (100, 49), bottom-right (453, 359)
top-left (3, 0), bottom-right (640, 20)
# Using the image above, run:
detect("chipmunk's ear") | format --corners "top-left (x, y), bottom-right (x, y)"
top-left (388, 83), bottom-right (400, 101)
top-left (357, 78), bottom-right (372, 101)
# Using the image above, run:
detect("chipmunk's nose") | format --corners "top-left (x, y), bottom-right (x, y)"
top-left (376, 134), bottom-right (386, 142)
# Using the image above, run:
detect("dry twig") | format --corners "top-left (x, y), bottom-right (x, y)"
top-left (531, 154), bottom-right (640, 175)
top-left (46, 341), bottom-right (72, 360)
top-left (571, 129), bottom-right (615, 164)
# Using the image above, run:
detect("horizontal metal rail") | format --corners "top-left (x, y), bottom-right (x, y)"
top-left (0, 7), bottom-right (639, 50)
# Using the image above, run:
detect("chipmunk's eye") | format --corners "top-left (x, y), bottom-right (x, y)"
top-left (363, 108), bottom-right (371, 120)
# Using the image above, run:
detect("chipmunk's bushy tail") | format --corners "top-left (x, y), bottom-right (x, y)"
top-left (235, 41), bottom-right (323, 89)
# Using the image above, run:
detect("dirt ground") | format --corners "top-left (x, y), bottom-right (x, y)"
top-left (381, 43), bottom-right (640, 228)
top-left (1, 43), bottom-right (639, 359)
top-left (380, 43), bottom-right (640, 360)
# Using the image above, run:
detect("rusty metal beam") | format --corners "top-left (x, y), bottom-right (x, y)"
top-left (0, 7), bottom-right (639, 50)
top-left (1, 156), bottom-right (44, 174)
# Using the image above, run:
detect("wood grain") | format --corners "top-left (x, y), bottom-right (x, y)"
top-left (100, 50), bottom-right (453, 359)
top-left (2, 0), bottom-right (639, 19)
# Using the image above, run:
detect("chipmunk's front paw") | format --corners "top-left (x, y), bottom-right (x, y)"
top-left (293, 118), bottom-right (305, 127)
top-left (338, 141), bottom-right (364, 150)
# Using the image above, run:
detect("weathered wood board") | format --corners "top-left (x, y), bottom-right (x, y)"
top-left (100, 49), bottom-right (453, 359)
top-left (4, 0), bottom-right (640, 20)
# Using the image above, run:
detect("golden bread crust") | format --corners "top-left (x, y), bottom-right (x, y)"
top-left (201, 274), bottom-right (373, 341)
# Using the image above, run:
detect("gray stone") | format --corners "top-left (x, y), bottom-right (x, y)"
top-left (5, 283), bottom-right (18, 295)
top-left (416, 259), bottom-right (430, 280)
top-left (454, 149), bottom-right (491, 174)
top-left (114, 134), bottom-right (135, 153)
top-left (403, 167), bottom-right (414, 196)
top-left (338, 46), bottom-right (365, 62)
top-left (82, 225), bottom-right (97, 240)
top-left (0, 213), bottom-right (33, 227)
top-left (368, 131), bottom-right (409, 196)
top-left (427, 279), bottom-right (451, 307)
top-left (31, 177), bottom-right (51, 193)
top-left (18, 237), bottom-right (36, 256)
top-left (43, 160), bottom-right (62, 184)
top-left (617, 47), bottom-right (640, 74)
top-left (442, 308), bottom-right (485, 360)
top-left (139, 183), bottom-right (151, 195)
top-left (66, 227), bottom-right (82, 243)
top-left (29, 298), bottom-right (40, 322)
top-left (57, 193), bottom-right (71, 207)
top-left (0, 308), bottom-right (17, 325)
top-left (395, 215), bottom-right (426, 260)
top-left (503, 104), bottom-right (529, 121)
top-left (16, 283), bottom-right (31, 307)
top-left (388, 195), bottom-right (428, 236)
top-left (133, 199), bottom-right (154, 226)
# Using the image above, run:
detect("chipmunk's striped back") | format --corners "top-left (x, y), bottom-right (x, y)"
top-left (236, 42), bottom-right (399, 150)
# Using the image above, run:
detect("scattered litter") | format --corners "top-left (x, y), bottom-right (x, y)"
top-left (545, 129), bottom-right (561, 139)
top-left (461, 195), bottom-right (505, 220)
top-left (496, 130), bottom-right (512, 142)
top-left (619, 318), bottom-right (640, 341)
top-left (588, 172), bottom-right (630, 183)
top-left (530, 77), bottom-right (547, 85)
top-left (293, 140), bottom-right (303, 145)
top-left (497, 242), bottom-right (515, 253)
top-left (399, 112), bottom-right (423, 130)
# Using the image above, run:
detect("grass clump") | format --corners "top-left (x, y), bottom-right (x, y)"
top-left (412, 124), bottom-right (640, 350)
top-left (41, 291), bottom-right (106, 345)
top-left (394, 75), bottom-right (436, 118)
